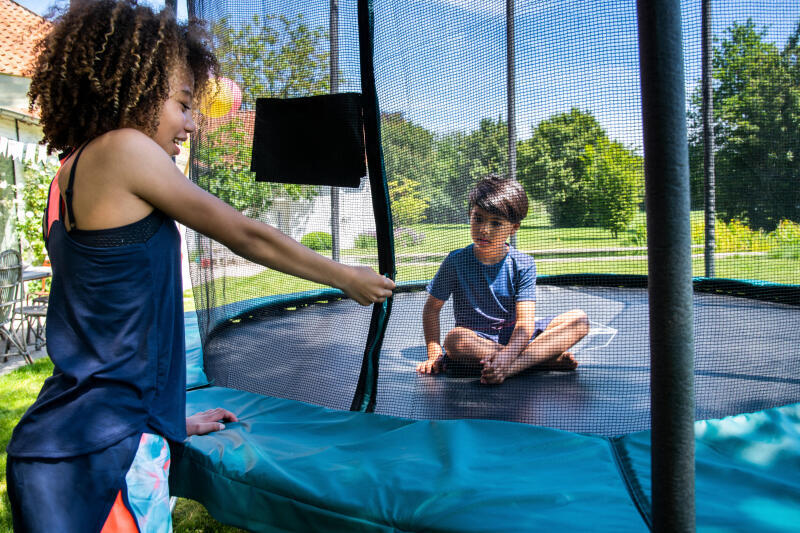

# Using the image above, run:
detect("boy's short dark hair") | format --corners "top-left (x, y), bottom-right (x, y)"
top-left (468, 174), bottom-right (529, 224)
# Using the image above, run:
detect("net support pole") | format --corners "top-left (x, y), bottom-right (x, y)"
top-left (636, 1), bottom-right (696, 531)
top-left (350, 0), bottom-right (396, 413)
top-left (701, 0), bottom-right (715, 278)
top-left (165, 0), bottom-right (177, 17)
top-left (506, 0), bottom-right (518, 248)
top-left (330, 0), bottom-right (341, 263)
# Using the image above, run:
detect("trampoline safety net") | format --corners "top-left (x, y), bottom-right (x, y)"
top-left (187, 0), bottom-right (800, 437)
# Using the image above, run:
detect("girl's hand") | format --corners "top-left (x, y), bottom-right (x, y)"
top-left (186, 408), bottom-right (239, 436)
top-left (340, 266), bottom-right (395, 306)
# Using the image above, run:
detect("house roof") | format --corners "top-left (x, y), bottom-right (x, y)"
top-left (0, 0), bottom-right (51, 77)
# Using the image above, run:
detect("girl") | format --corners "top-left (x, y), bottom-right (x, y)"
top-left (6, 1), bottom-right (395, 531)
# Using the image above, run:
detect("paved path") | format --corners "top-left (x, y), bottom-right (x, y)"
top-left (0, 346), bottom-right (49, 376)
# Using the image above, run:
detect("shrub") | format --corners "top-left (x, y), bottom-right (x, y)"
top-left (626, 220), bottom-right (648, 247)
top-left (300, 231), bottom-right (332, 251)
top-left (354, 231), bottom-right (377, 249)
top-left (695, 219), bottom-right (771, 253)
top-left (768, 219), bottom-right (800, 259)
top-left (3, 160), bottom-right (59, 265)
top-left (630, 217), bottom-right (776, 253)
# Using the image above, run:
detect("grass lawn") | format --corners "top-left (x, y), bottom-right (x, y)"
top-left (184, 253), bottom-right (797, 312)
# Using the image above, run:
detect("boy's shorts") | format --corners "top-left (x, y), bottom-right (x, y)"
top-left (474, 316), bottom-right (554, 346)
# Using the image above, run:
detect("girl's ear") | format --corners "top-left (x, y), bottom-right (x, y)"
top-left (512, 222), bottom-right (521, 233)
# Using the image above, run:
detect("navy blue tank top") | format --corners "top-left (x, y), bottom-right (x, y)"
top-left (7, 145), bottom-right (187, 458)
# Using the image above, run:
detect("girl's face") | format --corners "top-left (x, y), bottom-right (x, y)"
top-left (152, 67), bottom-right (196, 157)
top-left (470, 206), bottom-right (519, 262)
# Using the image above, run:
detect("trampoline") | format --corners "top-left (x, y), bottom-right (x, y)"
top-left (197, 280), bottom-right (800, 436)
top-left (169, 0), bottom-right (800, 531)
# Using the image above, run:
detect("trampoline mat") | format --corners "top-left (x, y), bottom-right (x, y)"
top-left (201, 285), bottom-right (800, 436)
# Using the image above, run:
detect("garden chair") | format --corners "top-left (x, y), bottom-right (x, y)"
top-left (0, 250), bottom-right (32, 364)
top-left (18, 295), bottom-right (47, 351)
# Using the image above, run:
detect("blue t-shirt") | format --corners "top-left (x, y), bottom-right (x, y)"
top-left (426, 244), bottom-right (537, 336)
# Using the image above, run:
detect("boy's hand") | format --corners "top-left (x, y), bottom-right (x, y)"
top-left (186, 408), bottom-right (239, 436)
top-left (340, 266), bottom-right (395, 306)
top-left (417, 345), bottom-right (445, 374)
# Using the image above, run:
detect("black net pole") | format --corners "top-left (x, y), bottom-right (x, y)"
top-left (165, 0), bottom-right (177, 17)
top-left (350, 0), bottom-right (396, 413)
top-left (507, 0), bottom-right (517, 248)
top-left (330, 0), bottom-right (341, 263)
top-left (701, 0), bottom-right (715, 278)
top-left (636, 1), bottom-right (696, 531)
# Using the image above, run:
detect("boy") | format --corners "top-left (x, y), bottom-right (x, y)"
top-left (418, 175), bottom-right (589, 384)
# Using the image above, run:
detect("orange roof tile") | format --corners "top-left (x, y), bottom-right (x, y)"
top-left (0, 0), bottom-right (51, 77)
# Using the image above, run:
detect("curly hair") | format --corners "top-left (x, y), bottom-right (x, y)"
top-left (29, 0), bottom-right (218, 153)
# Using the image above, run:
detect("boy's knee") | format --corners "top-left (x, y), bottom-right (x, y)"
top-left (556, 309), bottom-right (589, 337)
top-left (443, 327), bottom-right (475, 354)
top-left (569, 309), bottom-right (590, 336)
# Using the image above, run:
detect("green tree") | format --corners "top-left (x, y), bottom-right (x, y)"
top-left (387, 177), bottom-right (428, 227)
top-left (689, 20), bottom-right (800, 230)
top-left (518, 109), bottom-right (606, 226)
top-left (429, 131), bottom-right (475, 223)
top-left (428, 117), bottom-right (508, 223)
top-left (582, 139), bottom-right (644, 236)
top-left (381, 113), bottom-right (435, 225)
top-left (194, 14), bottom-right (332, 216)
top-left (463, 117), bottom-right (508, 178)
top-left (210, 14), bottom-right (331, 105)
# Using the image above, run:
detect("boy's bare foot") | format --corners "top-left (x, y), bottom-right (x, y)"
top-left (480, 352), bottom-right (515, 385)
top-left (480, 351), bottom-right (578, 385)
top-left (536, 351), bottom-right (579, 371)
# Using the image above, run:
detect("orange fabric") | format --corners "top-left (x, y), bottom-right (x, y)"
top-left (100, 490), bottom-right (138, 533)
top-left (45, 172), bottom-right (61, 237)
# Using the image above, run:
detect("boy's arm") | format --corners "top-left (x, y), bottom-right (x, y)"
top-left (418, 294), bottom-right (446, 374)
top-left (489, 300), bottom-right (537, 363)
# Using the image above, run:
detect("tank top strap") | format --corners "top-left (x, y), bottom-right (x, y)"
top-left (63, 142), bottom-right (90, 231)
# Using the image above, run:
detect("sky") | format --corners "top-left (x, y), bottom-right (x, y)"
top-left (18, 0), bottom-right (187, 19)
top-left (17, 0), bottom-right (800, 151)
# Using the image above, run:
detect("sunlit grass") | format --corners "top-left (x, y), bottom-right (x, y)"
top-left (181, 211), bottom-right (796, 313)
top-left (182, 253), bottom-right (796, 313)
top-left (0, 358), bottom-right (55, 533)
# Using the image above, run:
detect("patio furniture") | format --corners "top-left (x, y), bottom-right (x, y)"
top-left (18, 265), bottom-right (51, 351)
top-left (18, 300), bottom-right (47, 351)
top-left (0, 250), bottom-right (32, 364)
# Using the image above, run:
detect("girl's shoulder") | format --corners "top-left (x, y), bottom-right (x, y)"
top-left (64, 129), bottom-right (167, 178)
top-left (59, 129), bottom-right (135, 174)
top-left (93, 128), bottom-right (161, 155)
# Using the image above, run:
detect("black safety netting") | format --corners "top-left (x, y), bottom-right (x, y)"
top-left (187, 0), bottom-right (800, 436)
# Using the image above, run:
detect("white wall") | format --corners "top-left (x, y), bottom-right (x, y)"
top-left (262, 179), bottom-right (376, 250)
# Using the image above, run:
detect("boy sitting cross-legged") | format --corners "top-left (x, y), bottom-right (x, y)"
top-left (417, 174), bottom-right (589, 385)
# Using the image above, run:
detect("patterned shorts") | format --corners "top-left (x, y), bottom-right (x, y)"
top-left (102, 433), bottom-right (172, 533)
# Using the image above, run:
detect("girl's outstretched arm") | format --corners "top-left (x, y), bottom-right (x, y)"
top-left (105, 129), bottom-right (395, 305)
